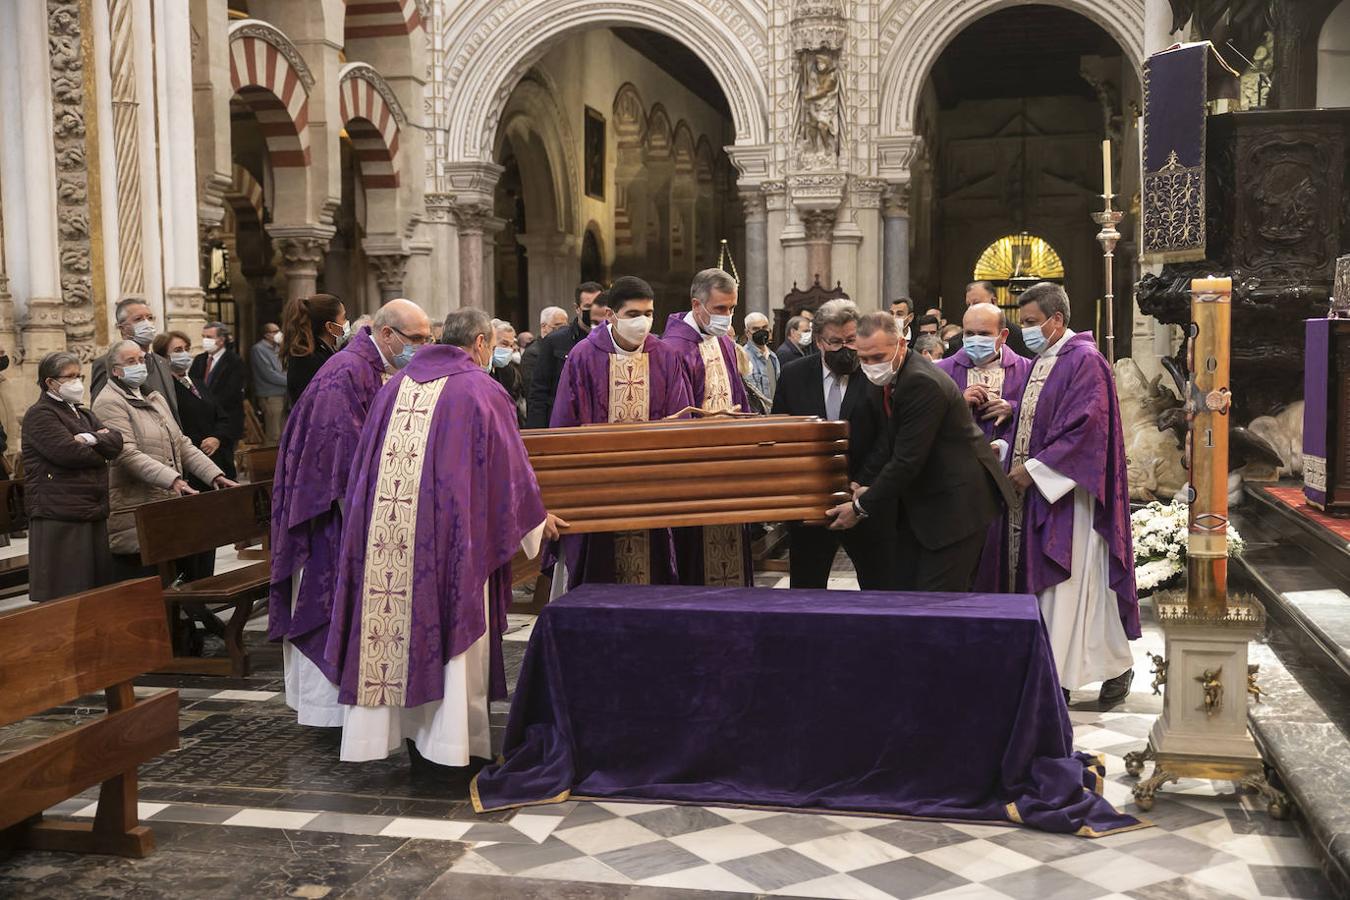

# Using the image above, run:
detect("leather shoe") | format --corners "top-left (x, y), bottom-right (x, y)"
top-left (1098, 668), bottom-right (1134, 707)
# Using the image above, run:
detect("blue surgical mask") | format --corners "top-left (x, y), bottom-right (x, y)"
top-left (705, 313), bottom-right (732, 337)
top-left (393, 341), bottom-right (416, 370)
top-left (1022, 323), bottom-right (1049, 355)
top-left (169, 350), bottom-right (194, 372)
top-left (491, 346), bottom-right (513, 369)
top-left (119, 363), bottom-right (148, 388)
top-left (963, 334), bottom-right (998, 363)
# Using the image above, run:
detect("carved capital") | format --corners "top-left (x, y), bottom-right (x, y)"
top-left (883, 183), bottom-right (911, 218)
top-left (423, 192), bottom-right (456, 225)
top-left (851, 178), bottom-right (887, 211)
top-left (801, 209), bottom-right (836, 242)
top-left (452, 203), bottom-right (494, 235)
top-left (741, 192), bottom-right (768, 223)
top-left (367, 253), bottom-right (410, 293)
top-left (165, 286), bottom-right (207, 317)
top-left (269, 226), bottom-right (334, 275)
top-left (762, 180), bottom-right (788, 213)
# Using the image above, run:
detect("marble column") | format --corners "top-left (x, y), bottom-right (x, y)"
top-left (269, 225), bottom-right (334, 304)
top-left (481, 217), bottom-right (505, 311)
top-left (454, 203), bottom-right (492, 310)
top-left (367, 252), bottom-right (410, 303)
top-left (762, 181), bottom-right (788, 314)
top-left (801, 210), bottom-right (836, 288)
top-left (423, 192), bottom-right (459, 318)
top-left (515, 231), bottom-right (578, 328)
top-left (882, 184), bottom-right (911, 303)
top-left (741, 192), bottom-right (769, 316)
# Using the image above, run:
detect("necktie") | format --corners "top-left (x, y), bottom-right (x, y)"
top-left (826, 376), bottom-right (842, 421)
top-left (884, 382), bottom-right (894, 418)
top-left (204, 355), bottom-right (214, 383)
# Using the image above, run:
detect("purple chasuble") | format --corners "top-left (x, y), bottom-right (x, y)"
top-left (1018, 333), bottom-right (1140, 638)
top-left (268, 328), bottom-right (387, 678)
top-left (548, 325), bottom-right (693, 588)
top-left (937, 345), bottom-right (1033, 591)
top-left (661, 313), bottom-right (754, 587)
top-left (325, 345), bottom-right (546, 708)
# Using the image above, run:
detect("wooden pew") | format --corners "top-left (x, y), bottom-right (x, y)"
top-left (134, 482), bottom-right (272, 677)
top-left (0, 479), bottom-right (28, 598)
top-left (0, 578), bottom-right (179, 858)
top-left (237, 446), bottom-right (278, 484)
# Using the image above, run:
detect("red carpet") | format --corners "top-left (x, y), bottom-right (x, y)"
top-left (1259, 486), bottom-right (1350, 543)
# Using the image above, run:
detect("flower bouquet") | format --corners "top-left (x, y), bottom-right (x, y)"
top-left (1130, 499), bottom-right (1245, 596)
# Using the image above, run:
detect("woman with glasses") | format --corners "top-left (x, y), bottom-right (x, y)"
top-left (20, 352), bottom-right (124, 601)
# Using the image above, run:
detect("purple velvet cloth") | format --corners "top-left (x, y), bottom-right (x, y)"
top-left (1018, 334), bottom-right (1140, 639)
top-left (472, 584), bottom-right (1145, 836)
top-left (547, 324), bottom-right (693, 588)
top-left (267, 328), bottom-right (387, 677)
top-left (661, 313), bottom-right (754, 586)
top-left (937, 345), bottom-right (1033, 592)
top-left (324, 345), bottom-right (548, 706)
top-left (1303, 320), bottom-right (1329, 507)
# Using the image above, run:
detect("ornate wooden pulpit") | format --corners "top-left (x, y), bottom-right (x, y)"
top-left (774, 277), bottom-right (849, 347)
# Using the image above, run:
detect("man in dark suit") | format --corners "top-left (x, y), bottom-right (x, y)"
top-left (91, 297), bottom-right (180, 423)
top-left (829, 311), bottom-right (1015, 592)
top-left (189, 321), bottom-right (244, 478)
top-left (524, 282), bottom-right (607, 428)
top-left (775, 315), bottom-right (813, 368)
top-left (772, 299), bottom-right (895, 590)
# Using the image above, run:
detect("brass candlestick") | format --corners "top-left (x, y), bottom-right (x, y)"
top-left (1092, 196), bottom-right (1124, 365)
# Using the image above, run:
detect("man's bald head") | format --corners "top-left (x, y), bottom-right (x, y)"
top-left (962, 301), bottom-right (1005, 335)
top-left (373, 298), bottom-right (429, 334)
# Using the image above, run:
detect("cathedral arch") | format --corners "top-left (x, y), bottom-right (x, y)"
top-left (442, 0), bottom-right (769, 164)
top-left (877, 0), bottom-right (1144, 136)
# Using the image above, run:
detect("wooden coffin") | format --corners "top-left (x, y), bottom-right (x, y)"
top-left (523, 416), bottom-right (850, 533)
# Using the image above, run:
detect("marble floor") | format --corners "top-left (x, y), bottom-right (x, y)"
top-left (0, 551), bottom-right (1340, 899)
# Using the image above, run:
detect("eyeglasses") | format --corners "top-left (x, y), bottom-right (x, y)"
top-left (817, 336), bottom-right (857, 351)
top-left (393, 327), bottom-right (430, 346)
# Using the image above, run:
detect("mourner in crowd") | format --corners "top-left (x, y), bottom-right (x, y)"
top-left (525, 282), bottom-right (607, 428)
top-left (282, 293), bottom-right (348, 403)
top-left (251, 322), bottom-right (288, 443)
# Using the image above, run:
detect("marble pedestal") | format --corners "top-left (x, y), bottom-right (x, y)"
top-left (1125, 596), bottom-right (1291, 817)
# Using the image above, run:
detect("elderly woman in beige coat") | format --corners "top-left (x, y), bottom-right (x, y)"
top-left (92, 339), bottom-right (237, 581)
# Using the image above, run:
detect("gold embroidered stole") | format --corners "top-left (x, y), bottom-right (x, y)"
top-left (695, 336), bottom-right (744, 586)
top-left (968, 363), bottom-right (1005, 397)
top-left (1006, 354), bottom-right (1060, 592)
top-left (355, 375), bottom-right (448, 707)
top-left (608, 352), bottom-right (651, 584)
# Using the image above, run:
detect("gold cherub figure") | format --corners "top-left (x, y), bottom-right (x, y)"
top-left (1196, 667), bottom-right (1223, 716)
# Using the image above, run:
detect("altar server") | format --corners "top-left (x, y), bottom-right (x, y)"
top-left (326, 308), bottom-right (563, 766)
top-left (549, 276), bottom-right (693, 590)
top-left (268, 299), bottom-right (431, 728)
top-left (662, 268), bottom-right (754, 586)
top-left (936, 302), bottom-right (1033, 591)
top-left (1007, 282), bottom-right (1139, 705)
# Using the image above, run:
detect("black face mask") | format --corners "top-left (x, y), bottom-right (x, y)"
top-left (823, 347), bottom-right (858, 376)
top-left (751, 329), bottom-right (770, 346)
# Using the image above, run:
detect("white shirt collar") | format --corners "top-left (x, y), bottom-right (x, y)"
top-left (209, 346), bottom-right (225, 363)
top-left (372, 338), bottom-right (394, 372)
top-left (683, 311), bottom-right (717, 343)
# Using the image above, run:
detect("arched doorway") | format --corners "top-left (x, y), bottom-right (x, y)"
top-left (972, 233), bottom-right (1066, 324)
top-left (488, 27), bottom-right (742, 330)
top-left (904, 4), bottom-right (1138, 343)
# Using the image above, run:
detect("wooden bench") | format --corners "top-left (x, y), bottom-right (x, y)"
top-left (0, 577), bottom-right (179, 858)
top-left (134, 482), bottom-right (272, 677)
top-left (0, 479), bottom-right (28, 598)
top-left (237, 446), bottom-right (278, 483)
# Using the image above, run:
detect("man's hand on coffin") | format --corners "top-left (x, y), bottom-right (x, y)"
top-left (827, 499), bottom-right (859, 530)
top-left (543, 512), bottom-right (570, 541)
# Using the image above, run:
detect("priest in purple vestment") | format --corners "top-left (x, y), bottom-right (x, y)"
top-left (936, 302), bottom-right (1033, 592)
top-left (549, 276), bottom-right (693, 591)
top-left (268, 299), bottom-right (432, 727)
top-left (325, 308), bottom-right (564, 767)
top-left (661, 268), bottom-right (753, 587)
top-left (1007, 283), bottom-right (1139, 707)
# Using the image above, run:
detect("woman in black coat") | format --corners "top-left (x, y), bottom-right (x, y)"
top-left (153, 331), bottom-right (233, 489)
top-left (281, 293), bottom-right (347, 403)
top-left (21, 351), bottom-right (124, 601)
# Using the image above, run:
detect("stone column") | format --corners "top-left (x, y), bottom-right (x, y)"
top-left (454, 203), bottom-right (492, 310)
top-left (763, 181), bottom-right (788, 313)
top-left (423, 192), bottom-right (459, 317)
top-left (0, 178), bottom-right (24, 448)
top-left (882, 184), bottom-right (911, 303)
top-left (851, 179), bottom-right (886, 312)
top-left (367, 252), bottom-right (410, 303)
top-left (269, 225), bottom-right (334, 304)
top-left (801, 210), bottom-right (836, 287)
top-left (741, 191), bottom-right (769, 317)
top-left (481, 216), bottom-right (505, 312)
top-left (515, 231), bottom-right (578, 327)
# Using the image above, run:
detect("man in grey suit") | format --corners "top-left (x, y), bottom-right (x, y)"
top-left (91, 297), bottom-right (180, 424)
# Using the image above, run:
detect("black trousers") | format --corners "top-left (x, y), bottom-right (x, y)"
top-left (892, 516), bottom-right (987, 592)
top-left (789, 513), bottom-right (898, 591)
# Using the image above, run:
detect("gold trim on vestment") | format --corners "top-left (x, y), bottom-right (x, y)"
top-left (1006, 353), bottom-right (1061, 592)
top-left (694, 338), bottom-right (745, 586)
top-left (355, 375), bottom-right (448, 707)
top-left (608, 353), bottom-right (652, 583)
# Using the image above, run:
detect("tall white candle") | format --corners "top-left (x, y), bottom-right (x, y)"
top-left (1102, 138), bottom-right (1112, 199)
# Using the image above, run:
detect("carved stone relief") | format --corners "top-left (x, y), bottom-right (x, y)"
top-left (48, 0), bottom-right (97, 360)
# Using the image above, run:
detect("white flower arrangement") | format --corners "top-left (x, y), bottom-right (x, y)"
top-left (1130, 499), bottom-right (1244, 593)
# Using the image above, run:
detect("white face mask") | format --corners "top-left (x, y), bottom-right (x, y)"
top-left (131, 319), bottom-right (156, 346)
top-left (510, 350), bottom-right (522, 366)
top-left (201, 337), bottom-right (218, 353)
top-left (57, 379), bottom-right (85, 404)
top-left (170, 351), bottom-right (194, 372)
top-left (861, 342), bottom-right (900, 386)
top-left (798, 329), bottom-right (813, 346)
top-left (698, 302), bottom-right (732, 337)
top-left (271, 331), bottom-right (283, 345)
top-left (611, 314), bottom-right (654, 346)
